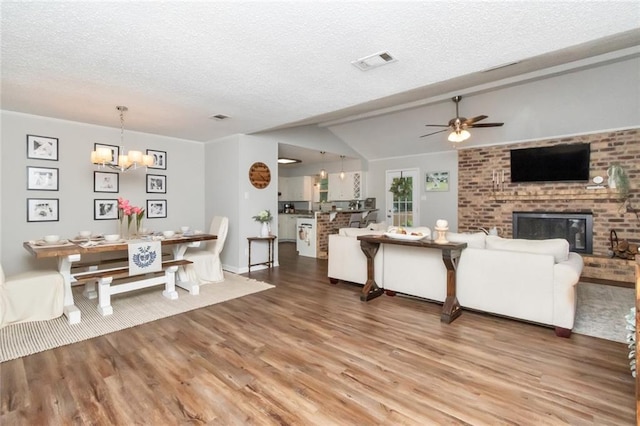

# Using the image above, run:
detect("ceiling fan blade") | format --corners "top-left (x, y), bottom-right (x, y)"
top-left (419, 129), bottom-right (448, 138)
top-left (469, 122), bottom-right (504, 128)
top-left (464, 115), bottom-right (488, 125)
top-left (423, 124), bottom-right (450, 127)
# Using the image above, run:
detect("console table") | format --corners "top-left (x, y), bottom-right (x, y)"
top-left (247, 235), bottom-right (277, 272)
top-left (357, 235), bottom-right (467, 323)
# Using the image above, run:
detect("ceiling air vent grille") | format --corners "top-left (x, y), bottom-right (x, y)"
top-left (351, 51), bottom-right (397, 71)
top-left (209, 114), bottom-right (230, 121)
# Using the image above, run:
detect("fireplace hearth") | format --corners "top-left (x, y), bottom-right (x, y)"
top-left (513, 212), bottom-right (593, 254)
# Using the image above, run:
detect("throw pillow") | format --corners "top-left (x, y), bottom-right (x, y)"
top-left (446, 232), bottom-right (487, 249)
top-left (485, 235), bottom-right (569, 263)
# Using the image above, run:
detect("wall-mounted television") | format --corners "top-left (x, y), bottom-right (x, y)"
top-left (510, 143), bottom-right (590, 183)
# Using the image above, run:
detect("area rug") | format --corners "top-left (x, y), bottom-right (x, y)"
top-left (573, 282), bottom-right (634, 343)
top-left (0, 273), bottom-right (274, 362)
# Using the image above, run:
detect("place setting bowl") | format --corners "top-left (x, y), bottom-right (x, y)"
top-left (33, 235), bottom-right (70, 246)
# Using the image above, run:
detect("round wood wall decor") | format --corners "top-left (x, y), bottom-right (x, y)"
top-left (249, 162), bottom-right (271, 189)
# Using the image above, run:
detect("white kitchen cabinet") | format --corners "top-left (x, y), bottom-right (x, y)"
top-left (328, 171), bottom-right (365, 200)
top-left (279, 176), bottom-right (313, 201)
top-left (277, 214), bottom-right (298, 241)
top-left (278, 177), bottom-right (290, 200)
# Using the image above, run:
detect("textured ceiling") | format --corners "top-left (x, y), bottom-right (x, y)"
top-left (2, 1), bottom-right (639, 162)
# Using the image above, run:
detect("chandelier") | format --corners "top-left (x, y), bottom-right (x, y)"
top-left (91, 106), bottom-right (154, 172)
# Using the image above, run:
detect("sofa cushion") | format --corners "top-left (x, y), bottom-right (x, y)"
top-left (485, 235), bottom-right (569, 263)
top-left (445, 232), bottom-right (486, 249)
top-left (338, 228), bottom-right (386, 237)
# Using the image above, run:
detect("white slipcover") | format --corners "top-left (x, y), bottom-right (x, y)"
top-left (183, 216), bottom-right (229, 284)
top-left (0, 264), bottom-right (64, 328)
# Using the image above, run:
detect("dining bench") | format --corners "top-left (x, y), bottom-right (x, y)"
top-left (72, 259), bottom-right (193, 316)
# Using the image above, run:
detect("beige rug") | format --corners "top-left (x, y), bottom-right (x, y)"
top-left (0, 273), bottom-right (274, 363)
top-left (573, 282), bottom-right (634, 343)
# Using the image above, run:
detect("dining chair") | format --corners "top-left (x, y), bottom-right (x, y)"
top-left (0, 264), bottom-right (64, 328)
top-left (182, 216), bottom-right (229, 284)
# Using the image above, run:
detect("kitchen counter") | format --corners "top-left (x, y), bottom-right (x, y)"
top-left (314, 209), bottom-right (379, 259)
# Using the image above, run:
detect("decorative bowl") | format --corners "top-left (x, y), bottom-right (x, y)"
top-left (104, 234), bottom-right (120, 242)
top-left (43, 235), bottom-right (60, 243)
top-left (162, 230), bottom-right (175, 238)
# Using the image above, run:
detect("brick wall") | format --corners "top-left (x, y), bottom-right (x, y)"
top-left (458, 127), bottom-right (639, 283)
top-left (316, 212), bottom-right (350, 259)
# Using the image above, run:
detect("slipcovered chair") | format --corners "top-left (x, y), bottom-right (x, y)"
top-left (183, 216), bottom-right (229, 284)
top-left (0, 264), bottom-right (64, 328)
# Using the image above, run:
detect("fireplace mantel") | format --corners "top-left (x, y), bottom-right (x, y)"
top-left (493, 188), bottom-right (620, 202)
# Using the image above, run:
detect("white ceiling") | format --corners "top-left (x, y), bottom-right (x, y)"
top-left (2, 1), bottom-right (639, 163)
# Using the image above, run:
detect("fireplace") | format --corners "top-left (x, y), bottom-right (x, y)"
top-left (512, 212), bottom-right (593, 254)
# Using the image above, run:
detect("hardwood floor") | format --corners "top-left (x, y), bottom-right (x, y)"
top-left (1, 242), bottom-right (635, 424)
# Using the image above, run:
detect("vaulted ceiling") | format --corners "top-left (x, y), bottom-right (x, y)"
top-left (2, 1), bottom-right (639, 163)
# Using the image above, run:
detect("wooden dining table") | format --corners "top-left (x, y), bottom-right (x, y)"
top-left (23, 233), bottom-right (217, 324)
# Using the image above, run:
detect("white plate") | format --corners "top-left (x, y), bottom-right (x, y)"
top-left (383, 232), bottom-right (426, 241)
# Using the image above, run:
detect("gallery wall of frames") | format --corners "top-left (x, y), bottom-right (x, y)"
top-left (25, 133), bottom-right (169, 223)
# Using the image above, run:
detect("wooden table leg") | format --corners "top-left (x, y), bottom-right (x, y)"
top-left (359, 240), bottom-right (384, 302)
top-left (440, 248), bottom-right (462, 323)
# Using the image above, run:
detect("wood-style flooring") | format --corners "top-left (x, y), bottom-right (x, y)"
top-left (1, 242), bottom-right (635, 424)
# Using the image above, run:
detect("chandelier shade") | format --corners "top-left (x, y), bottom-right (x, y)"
top-left (91, 106), bottom-right (154, 172)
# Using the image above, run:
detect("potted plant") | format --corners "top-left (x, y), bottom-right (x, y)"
top-left (607, 164), bottom-right (630, 201)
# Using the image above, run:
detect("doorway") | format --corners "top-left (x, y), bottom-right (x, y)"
top-left (385, 169), bottom-right (419, 227)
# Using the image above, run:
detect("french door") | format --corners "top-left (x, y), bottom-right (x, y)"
top-left (385, 169), bottom-right (419, 227)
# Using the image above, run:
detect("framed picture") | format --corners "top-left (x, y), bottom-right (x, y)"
top-left (147, 199), bottom-right (167, 218)
top-left (27, 166), bottom-right (59, 191)
top-left (147, 149), bottom-right (166, 170)
top-left (27, 134), bottom-right (58, 161)
top-left (94, 143), bottom-right (119, 166)
top-left (425, 171), bottom-right (450, 192)
top-left (94, 199), bottom-right (119, 220)
top-left (94, 171), bottom-right (119, 193)
top-left (27, 198), bottom-right (59, 222)
top-left (146, 174), bottom-right (166, 193)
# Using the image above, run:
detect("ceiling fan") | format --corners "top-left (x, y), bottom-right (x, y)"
top-left (419, 95), bottom-right (504, 143)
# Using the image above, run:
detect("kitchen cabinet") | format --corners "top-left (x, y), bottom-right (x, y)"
top-left (328, 171), bottom-right (365, 201)
top-left (279, 176), bottom-right (313, 201)
top-left (278, 214), bottom-right (298, 241)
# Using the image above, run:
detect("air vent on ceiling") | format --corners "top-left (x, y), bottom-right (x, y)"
top-left (209, 114), bottom-right (230, 121)
top-left (351, 51), bottom-right (397, 71)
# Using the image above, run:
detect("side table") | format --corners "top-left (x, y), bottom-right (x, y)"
top-left (247, 235), bottom-right (277, 272)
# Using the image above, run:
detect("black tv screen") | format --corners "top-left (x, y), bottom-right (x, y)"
top-left (510, 143), bottom-right (590, 183)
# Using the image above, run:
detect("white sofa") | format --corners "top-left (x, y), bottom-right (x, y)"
top-left (328, 227), bottom-right (584, 336)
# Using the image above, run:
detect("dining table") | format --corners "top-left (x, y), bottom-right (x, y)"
top-left (23, 233), bottom-right (217, 324)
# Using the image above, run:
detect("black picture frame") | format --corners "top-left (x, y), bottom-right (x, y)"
top-left (94, 199), bottom-right (119, 220)
top-left (147, 199), bottom-right (167, 218)
top-left (146, 149), bottom-right (166, 170)
top-left (27, 198), bottom-right (59, 222)
top-left (146, 174), bottom-right (166, 193)
top-left (27, 134), bottom-right (58, 161)
top-left (94, 143), bottom-right (119, 166)
top-left (27, 166), bottom-right (59, 191)
top-left (94, 171), bottom-right (119, 193)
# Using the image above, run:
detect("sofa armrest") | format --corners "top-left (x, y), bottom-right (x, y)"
top-left (552, 252), bottom-right (584, 329)
top-left (328, 234), bottom-right (383, 285)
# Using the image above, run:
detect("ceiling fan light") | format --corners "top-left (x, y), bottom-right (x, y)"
top-left (448, 130), bottom-right (470, 143)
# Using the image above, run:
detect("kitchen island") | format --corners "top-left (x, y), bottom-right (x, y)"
top-left (315, 210), bottom-right (378, 259)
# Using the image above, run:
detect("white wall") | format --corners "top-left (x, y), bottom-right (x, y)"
top-left (368, 151), bottom-right (458, 231)
top-left (204, 134), bottom-right (278, 273)
top-left (1, 111), bottom-right (205, 276)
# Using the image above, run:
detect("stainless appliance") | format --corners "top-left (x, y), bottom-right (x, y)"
top-left (284, 203), bottom-right (295, 214)
top-left (364, 198), bottom-right (376, 209)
